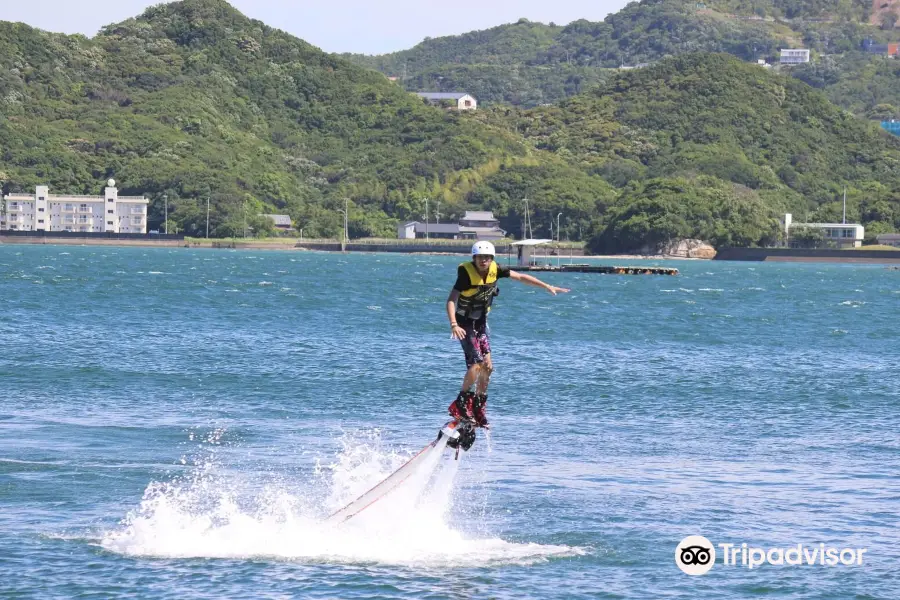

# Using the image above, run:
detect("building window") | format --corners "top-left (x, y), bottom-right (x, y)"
top-left (108, 209), bottom-right (114, 214)
top-left (38, 196), bottom-right (45, 201)
top-left (38, 219), bottom-right (44, 224)
top-left (107, 221), bottom-right (114, 225)
top-left (38, 207), bottom-right (45, 212)
top-left (108, 198), bottom-right (114, 203)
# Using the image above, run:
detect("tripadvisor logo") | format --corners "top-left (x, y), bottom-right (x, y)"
top-left (676, 535), bottom-right (715, 575)
top-left (675, 535), bottom-right (868, 575)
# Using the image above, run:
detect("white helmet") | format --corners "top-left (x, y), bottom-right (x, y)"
top-left (471, 241), bottom-right (495, 257)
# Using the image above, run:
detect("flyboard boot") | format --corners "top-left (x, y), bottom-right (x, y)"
top-left (448, 389), bottom-right (475, 423)
top-left (472, 392), bottom-right (489, 429)
top-left (440, 390), bottom-right (477, 454)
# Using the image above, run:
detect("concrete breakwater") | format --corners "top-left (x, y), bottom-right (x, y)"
top-left (296, 241), bottom-right (586, 256)
top-left (715, 247), bottom-right (900, 263)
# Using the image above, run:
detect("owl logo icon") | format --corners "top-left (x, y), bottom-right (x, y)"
top-left (676, 535), bottom-right (716, 575)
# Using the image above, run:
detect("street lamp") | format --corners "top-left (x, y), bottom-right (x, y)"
top-left (163, 193), bottom-right (168, 235)
top-left (206, 196), bottom-right (210, 239)
top-left (557, 212), bottom-right (563, 267)
top-left (523, 197), bottom-right (532, 240)
top-left (424, 197), bottom-right (429, 241)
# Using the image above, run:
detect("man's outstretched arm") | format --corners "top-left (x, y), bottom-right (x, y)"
top-left (509, 271), bottom-right (570, 295)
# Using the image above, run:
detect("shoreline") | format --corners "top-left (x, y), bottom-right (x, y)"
top-left (0, 236), bottom-right (697, 260)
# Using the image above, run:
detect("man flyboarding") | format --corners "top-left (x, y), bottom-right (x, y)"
top-left (328, 241), bottom-right (571, 522)
top-left (446, 241), bottom-right (570, 436)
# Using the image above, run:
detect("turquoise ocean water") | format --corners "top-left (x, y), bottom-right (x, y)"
top-left (1, 245), bottom-right (898, 598)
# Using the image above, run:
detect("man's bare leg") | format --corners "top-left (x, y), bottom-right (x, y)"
top-left (473, 354), bottom-right (492, 427)
top-left (475, 354), bottom-right (493, 395)
top-left (461, 363), bottom-right (480, 392)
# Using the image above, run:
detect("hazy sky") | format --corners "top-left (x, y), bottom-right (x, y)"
top-left (0, 0), bottom-right (631, 54)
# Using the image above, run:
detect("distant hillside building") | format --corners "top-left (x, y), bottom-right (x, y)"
top-left (397, 210), bottom-right (506, 240)
top-left (415, 92), bottom-right (477, 111)
top-left (882, 120), bottom-right (900, 136)
top-left (1, 180), bottom-right (148, 233)
top-left (783, 213), bottom-right (864, 248)
top-left (876, 233), bottom-right (900, 247)
top-left (779, 49), bottom-right (810, 64)
top-left (262, 214), bottom-right (294, 231)
top-left (459, 210), bottom-right (505, 240)
top-left (397, 222), bottom-right (461, 239)
top-left (862, 39), bottom-right (900, 56)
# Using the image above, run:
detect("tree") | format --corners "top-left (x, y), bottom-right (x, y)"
top-left (789, 225), bottom-right (826, 248)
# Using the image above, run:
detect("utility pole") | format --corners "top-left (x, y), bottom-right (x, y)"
top-left (425, 197), bottom-right (429, 241)
top-left (243, 199), bottom-right (247, 238)
top-left (206, 196), bottom-right (210, 238)
top-left (0, 179), bottom-right (5, 231)
top-left (842, 186), bottom-right (847, 224)
top-left (338, 199), bottom-right (348, 252)
top-left (163, 194), bottom-right (168, 235)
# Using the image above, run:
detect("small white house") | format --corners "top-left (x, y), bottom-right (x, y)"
top-left (784, 213), bottom-right (864, 247)
top-left (779, 49), bottom-right (810, 64)
top-left (511, 239), bottom-right (554, 266)
top-left (415, 92), bottom-right (477, 111)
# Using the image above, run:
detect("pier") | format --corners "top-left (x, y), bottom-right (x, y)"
top-left (513, 264), bottom-right (678, 275)
top-left (508, 240), bottom-right (677, 275)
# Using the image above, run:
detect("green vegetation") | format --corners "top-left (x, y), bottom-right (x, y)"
top-left (498, 53), bottom-right (900, 252)
top-left (2, 1), bottom-right (900, 253)
top-left (349, 0), bottom-right (900, 117)
top-left (0, 0), bottom-right (530, 238)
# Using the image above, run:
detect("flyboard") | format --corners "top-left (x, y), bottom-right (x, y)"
top-left (325, 420), bottom-right (478, 525)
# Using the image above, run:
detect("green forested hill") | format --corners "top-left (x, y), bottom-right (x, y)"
top-left (348, 0), bottom-right (899, 114)
top-left (1, 1), bottom-right (899, 252)
top-left (485, 53), bottom-right (900, 251)
top-left (0, 0), bottom-right (537, 237)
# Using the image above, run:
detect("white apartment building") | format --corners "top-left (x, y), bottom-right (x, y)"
top-left (779, 48), bottom-right (810, 64)
top-left (2, 179), bottom-right (148, 233)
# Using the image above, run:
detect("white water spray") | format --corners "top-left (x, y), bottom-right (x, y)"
top-left (101, 429), bottom-right (582, 566)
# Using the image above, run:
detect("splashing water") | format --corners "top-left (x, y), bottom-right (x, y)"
top-left (100, 429), bottom-right (582, 567)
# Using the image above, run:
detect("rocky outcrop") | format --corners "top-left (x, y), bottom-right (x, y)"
top-left (657, 238), bottom-right (717, 259)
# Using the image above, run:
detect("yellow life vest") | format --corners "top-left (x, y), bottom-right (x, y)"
top-left (455, 260), bottom-right (499, 321)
